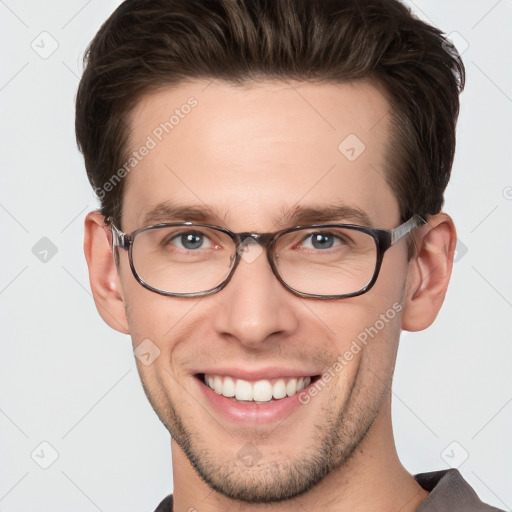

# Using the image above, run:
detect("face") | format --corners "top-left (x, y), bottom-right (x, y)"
top-left (117, 79), bottom-right (411, 502)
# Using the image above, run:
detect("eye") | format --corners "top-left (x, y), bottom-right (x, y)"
top-left (169, 231), bottom-right (213, 250)
top-left (302, 232), bottom-right (344, 250)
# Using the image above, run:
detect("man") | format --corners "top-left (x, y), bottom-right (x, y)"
top-left (76, 0), bottom-right (503, 510)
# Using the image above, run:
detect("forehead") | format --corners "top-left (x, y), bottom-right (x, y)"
top-left (122, 79), bottom-right (399, 230)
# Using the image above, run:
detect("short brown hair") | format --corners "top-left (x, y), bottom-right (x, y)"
top-left (75, 0), bottom-right (465, 226)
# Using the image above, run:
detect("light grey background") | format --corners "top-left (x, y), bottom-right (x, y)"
top-left (1, 1), bottom-right (511, 510)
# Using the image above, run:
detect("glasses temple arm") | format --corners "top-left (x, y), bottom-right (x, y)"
top-left (390, 215), bottom-right (426, 245)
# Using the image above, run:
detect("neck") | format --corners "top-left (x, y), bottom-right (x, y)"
top-left (170, 395), bottom-right (428, 512)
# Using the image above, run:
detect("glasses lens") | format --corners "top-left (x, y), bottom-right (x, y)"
top-left (273, 226), bottom-right (378, 296)
top-left (131, 225), bottom-right (235, 294)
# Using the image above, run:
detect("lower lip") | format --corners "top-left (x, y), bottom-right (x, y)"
top-left (196, 376), bottom-right (313, 425)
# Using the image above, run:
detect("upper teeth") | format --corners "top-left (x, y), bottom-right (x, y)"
top-left (204, 375), bottom-right (312, 402)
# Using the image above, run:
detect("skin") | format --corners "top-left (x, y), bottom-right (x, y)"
top-left (84, 79), bottom-right (456, 511)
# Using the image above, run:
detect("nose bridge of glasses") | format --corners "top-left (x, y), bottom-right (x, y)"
top-left (232, 232), bottom-right (276, 269)
top-left (227, 231), bottom-right (283, 296)
top-left (236, 232), bottom-right (274, 248)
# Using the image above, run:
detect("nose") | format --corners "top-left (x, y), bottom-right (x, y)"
top-left (211, 241), bottom-right (299, 349)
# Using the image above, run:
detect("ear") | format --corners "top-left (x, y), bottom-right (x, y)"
top-left (401, 212), bottom-right (457, 332)
top-left (83, 210), bottom-right (130, 334)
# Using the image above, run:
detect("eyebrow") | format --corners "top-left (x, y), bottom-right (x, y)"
top-left (141, 201), bottom-right (225, 226)
top-left (140, 201), bottom-right (373, 229)
top-left (277, 204), bottom-right (372, 227)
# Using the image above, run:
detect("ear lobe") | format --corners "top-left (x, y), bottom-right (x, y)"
top-left (401, 213), bottom-right (457, 332)
top-left (83, 210), bottom-right (130, 334)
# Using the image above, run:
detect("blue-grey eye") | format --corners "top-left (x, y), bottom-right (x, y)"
top-left (171, 231), bottom-right (212, 250)
top-left (303, 232), bottom-right (340, 250)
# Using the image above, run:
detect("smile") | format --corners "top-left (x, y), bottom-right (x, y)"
top-left (202, 374), bottom-right (315, 402)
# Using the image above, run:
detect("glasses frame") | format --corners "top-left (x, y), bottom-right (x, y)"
top-left (108, 215), bottom-right (424, 300)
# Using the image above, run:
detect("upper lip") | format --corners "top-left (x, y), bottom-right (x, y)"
top-left (195, 367), bottom-right (320, 381)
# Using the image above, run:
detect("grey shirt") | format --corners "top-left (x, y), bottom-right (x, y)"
top-left (414, 469), bottom-right (505, 511)
top-left (154, 469), bottom-right (505, 511)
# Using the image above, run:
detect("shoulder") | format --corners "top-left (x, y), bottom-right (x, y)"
top-left (415, 469), bottom-right (505, 512)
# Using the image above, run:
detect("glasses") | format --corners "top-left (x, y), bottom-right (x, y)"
top-left (109, 215), bottom-right (424, 300)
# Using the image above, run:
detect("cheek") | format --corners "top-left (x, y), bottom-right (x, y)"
top-left (126, 294), bottom-right (198, 345)
top-left (116, 235), bottom-right (213, 341)
top-left (117, 254), bottom-right (190, 342)
top-left (125, 292), bottom-right (203, 404)
top-left (375, 243), bottom-right (410, 299)
top-left (302, 281), bottom-right (405, 386)
top-left (305, 287), bottom-right (404, 345)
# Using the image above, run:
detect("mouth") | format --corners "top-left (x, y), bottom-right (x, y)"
top-left (197, 373), bottom-right (321, 403)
